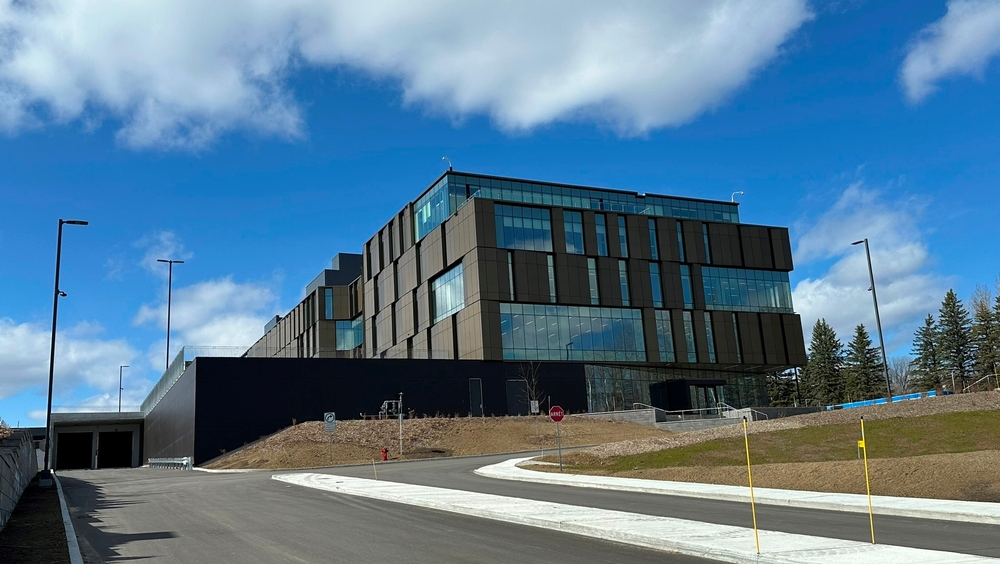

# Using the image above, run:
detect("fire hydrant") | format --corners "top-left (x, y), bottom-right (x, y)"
top-left (381, 447), bottom-right (388, 461)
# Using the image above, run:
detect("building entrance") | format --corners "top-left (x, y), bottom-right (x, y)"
top-left (56, 432), bottom-right (93, 470)
top-left (97, 431), bottom-right (134, 468)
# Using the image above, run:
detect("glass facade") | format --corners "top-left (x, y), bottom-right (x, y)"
top-left (595, 214), bottom-right (608, 256)
top-left (704, 312), bottom-right (717, 363)
top-left (703, 224), bottom-right (712, 264)
top-left (499, 303), bottom-right (645, 361)
top-left (584, 366), bottom-right (767, 412)
top-left (448, 173), bottom-right (740, 222)
top-left (617, 216), bottom-right (628, 257)
top-left (701, 267), bottom-right (793, 313)
top-left (414, 176), bottom-right (468, 242)
top-left (618, 260), bottom-right (630, 306)
top-left (680, 265), bottom-right (694, 309)
top-left (649, 219), bottom-right (659, 260)
top-left (654, 310), bottom-right (675, 362)
top-left (650, 263), bottom-right (663, 308)
top-left (336, 318), bottom-right (363, 351)
top-left (676, 222), bottom-right (685, 262)
top-left (682, 311), bottom-right (697, 363)
top-left (324, 288), bottom-right (334, 320)
top-left (546, 255), bottom-right (557, 303)
top-left (563, 211), bottom-right (584, 254)
top-left (587, 258), bottom-right (599, 305)
top-left (432, 263), bottom-right (465, 323)
top-left (495, 204), bottom-right (553, 252)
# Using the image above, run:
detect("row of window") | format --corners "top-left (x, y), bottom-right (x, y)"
top-left (499, 303), bottom-right (746, 364)
top-left (497, 203), bottom-right (717, 266)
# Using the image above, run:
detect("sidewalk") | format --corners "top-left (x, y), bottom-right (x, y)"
top-left (474, 457), bottom-right (1000, 525)
top-left (275, 471), bottom-right (995, 564)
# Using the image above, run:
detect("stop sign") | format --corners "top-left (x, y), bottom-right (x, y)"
top-left (549, 405), bottom-right (564, 422)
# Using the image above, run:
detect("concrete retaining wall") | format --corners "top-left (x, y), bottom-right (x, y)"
top-left (0, 429), bottom-right (38, 531)
top-left (574, 409), bottom-right (657, 427)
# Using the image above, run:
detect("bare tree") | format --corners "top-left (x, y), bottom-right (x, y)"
top-left (888, 356), bottom-right (913, 395)
top-left (517, 361), bottom-right (545, 413)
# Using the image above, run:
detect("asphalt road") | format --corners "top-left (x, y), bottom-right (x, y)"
top-left (323, 452), bottom-right (1000, 558)
top-left (57, 467), bottom-right (714, 564)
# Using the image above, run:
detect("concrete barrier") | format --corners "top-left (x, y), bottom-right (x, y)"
top-left (0, 429), bottom-right (38, 531)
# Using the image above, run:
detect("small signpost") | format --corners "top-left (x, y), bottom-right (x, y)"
top-left (324, 412), bottom-right (336, 463)
top-left (530, 400), bottom-right (540, 415)
top-left (550, 406), bottom-right (564, 472)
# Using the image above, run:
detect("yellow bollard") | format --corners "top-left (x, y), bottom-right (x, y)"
top-left (372, 459), bottom-right (378, 481)
top-left (860, 417), bottom-right (875, 544)
top-left (742, 416), bottom-right (760, 554)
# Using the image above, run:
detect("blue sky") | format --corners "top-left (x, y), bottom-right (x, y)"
top-left (2, 0), bottom-right (999, 425)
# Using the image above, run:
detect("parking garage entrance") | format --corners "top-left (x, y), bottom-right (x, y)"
top-left (56, 432), bottom-right (93, 470)
top-left (51, 413), bottom-right (143, 470)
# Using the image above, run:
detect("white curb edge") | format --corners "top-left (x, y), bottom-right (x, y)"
top-left (52, 472), bottom-right (84, 564)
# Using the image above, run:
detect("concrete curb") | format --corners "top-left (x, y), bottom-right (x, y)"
top-left (52, 472), bottom-right (84, 564)
top-left (274, 472), bottom-right (993, 564)
top-left (475, 457), bottom-right (1000, 525)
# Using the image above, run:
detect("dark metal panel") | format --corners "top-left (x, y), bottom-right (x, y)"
top-left (691, 265), bottom-right (705, 310)
top-left (712, 311), bottom-right (739, 365)
top-left (657, 218), bottom-right (679, 262)
top-left (692, 310), bottom-right (710, 363)
top-left (642, 308), bottom-right (659, 360)
top-left (770, 228), bottom-right (794, 271)
top-left (759, 313), bottom-right (786, 365)
top-left (606, 213), bottom-right (623, 258)
top-left (782, 314), bottom-right (808, 366)
top-left (683, 221), bottom-right (704, 264)
top-left (738, 312), bottom-right (765, 365)
top-left (671, 310), bottom-right (690, 363)
top-left (628, 215), bottom-right (650, 260)
top-left (550, 207), bottom-right (567, 254)
top-left (581, 211), bottom-right (598, 256)
top-left (143, 361), bottom-right (197, 462)
top-left (661, 262), bottom-right (684, 309)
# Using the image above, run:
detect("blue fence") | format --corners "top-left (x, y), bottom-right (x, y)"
top-left (826, 390), bottom-right (938, 411)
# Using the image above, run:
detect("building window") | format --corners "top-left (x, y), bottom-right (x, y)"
top-left (704, 312), bottom-right (717, 363)
top-left (649, 219), bottom-right (659, 260)
top-left (701, 267), bottom-right (793, 313)
top-left (547, 255), bottom-right (557, 303)
top-left (324, 288), bottom-right (334, 320)
top-left (682, 311), bottom-right (697, 363)
top-left (414, 176), bottom-right (467, 242)
top-left (617, 216), bottom-right (629, 257)
top-left (650, 263), bottom-right (663, 308)
top-left (415, 243), bottom-right (423, 284)
top-left (680, 265), bottom-right (694, 309)
top-left (732, 313), bottom-right (743, 363)
top-left (676, 222), bottom-right (685, 262)
top-left (587, 258), bottom-right (599, 305)
top-left (495, 204), bottom-right (553, 252)
top-left (618, 260), bottom-right (630, 306)
top-left (595, 214), bottom-right (608, 256)
top-left (507, 251), bottom-right (515, 301)
top-left (563, 211), bottom-right (584, 254)
top-left (432, 263), bottom-right (465, 323)
top-left (336, 318), bottom-right (364, 351)
top-left (654, 310), bottom-right (675, 362)
top-left (702, 224), bottom-right (712, 264)
top-left (499, 303), bottom-right (645, 361)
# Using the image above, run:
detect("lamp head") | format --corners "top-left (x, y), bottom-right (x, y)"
top-left (57, 290), bottom-right (67, 297)
top-left (852, 240), bottom-right (865, 246)
top-left (64, 220), bottom-right (89, 225)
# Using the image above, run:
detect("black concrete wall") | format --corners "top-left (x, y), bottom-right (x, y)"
top-left (176, 357), bottom-right (585, 464)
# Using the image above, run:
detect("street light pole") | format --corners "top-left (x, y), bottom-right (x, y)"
top-left (44, 218), bottom-right (88, 472)
top-left (119, 365), bottom-right (129, 412)
top-left (156, 259), bottom-right (184, 371)
top-left (852, 238), bottom-right (892, 402)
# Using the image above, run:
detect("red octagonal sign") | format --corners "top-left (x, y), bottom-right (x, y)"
top-left (549, 406), bottom-right (564, 422)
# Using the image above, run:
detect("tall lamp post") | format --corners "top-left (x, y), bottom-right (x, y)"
top-left (852, 238), bottom-right (892, 402)
top-left (44, 218), bottom-right (89, 472)
top-left (119, 365), bottom-right (129, 413)
top-left (156, 259), bottom-right (184, 371)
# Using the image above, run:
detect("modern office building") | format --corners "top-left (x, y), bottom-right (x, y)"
top-left (248, 170), bottom-right (807, 413)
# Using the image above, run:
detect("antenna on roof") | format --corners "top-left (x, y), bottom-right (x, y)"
top-left (442, 156), bottom-right (453, 171)
top-left (731, 191), bottom-right (744, 203)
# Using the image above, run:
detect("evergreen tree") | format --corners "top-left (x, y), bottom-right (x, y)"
top-left (799, 319), bottom-right (844, 405)
top-left (843, 324), bottom-right (882, 401)
top-left (938, 289), bottom-right (973, 390)
top-left (765, 370), bottom-right (798, 407)
top-left (910, 314), bottom-right (941, 391)
top-left (970, 285), bottom-right (1000, 388)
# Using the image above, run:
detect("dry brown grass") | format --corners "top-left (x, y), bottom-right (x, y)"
top-left (206, 415), bottom-right (669, 470)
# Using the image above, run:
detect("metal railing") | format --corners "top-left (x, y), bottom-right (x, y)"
top-left (719, 402), bottom-right (769, 422)
top-left (148, 457), bottom-right (193, 470)
top-left (0, 430), bottom-right (37, 531)
top-left (963, 374), bottom-right (998, 394)
top-left (630, 402), bottom-right (768, 423)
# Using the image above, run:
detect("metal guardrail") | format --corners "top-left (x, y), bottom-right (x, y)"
top-left (0, 430), bottom-right (38, 531)
top-left (631, 402), bottom-right (768, 423)
top-left (148, 457), bottom-right (193, 470)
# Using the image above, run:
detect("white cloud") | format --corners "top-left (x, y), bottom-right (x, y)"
top-left (900, 0), bottom-right (1000, 103)
top-left (134, 231), bottom-right (192, 276)
top-left (791, 183), bottom-right (948, 354)
top-left (0, 0), bottom-right (812, 148)
top-left (0, 317), bottom-right (137, 400)
top-left (134, 277), bottom-right (277, 368)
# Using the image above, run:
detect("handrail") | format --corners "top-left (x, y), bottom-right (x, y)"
top-left (963, 374), bottom-right (996, 394)
top-left (631, 402), bottom-right (667, 414)
top-left (720, 402), bottom-right (769, 421)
